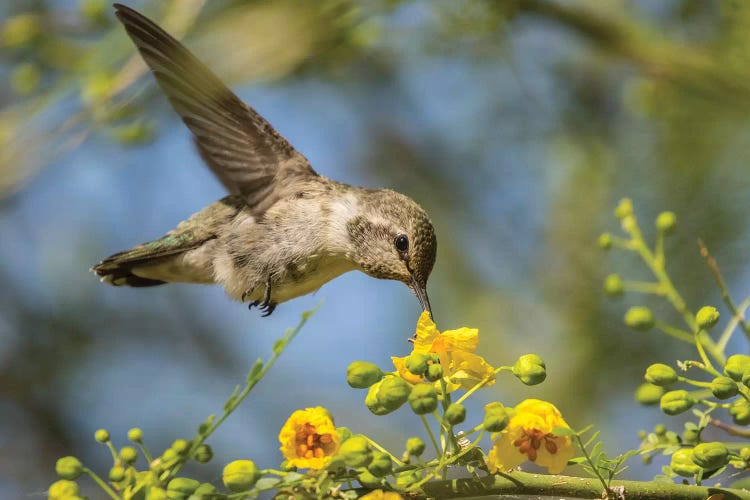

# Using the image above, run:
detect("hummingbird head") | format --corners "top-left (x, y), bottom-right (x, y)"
top-left (347, 190), bottom-right (437, 314)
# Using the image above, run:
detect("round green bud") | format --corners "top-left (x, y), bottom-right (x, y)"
top-left (1, 15), bottom-right (40, 48)
top-left (670, 448), bottom-right (700, 477)
top-left (337, 427), bottom-right (352, 443)
top-left (621, 215), bottom-right (637, 232)
top-left (48, 479), bottom-right (79, 498)
top-left (193, 444), bottom-right (213, 464)
top-left (683, 427), bottom-right (700, 445)
top-left (696, 306), bottom-right (720, 330)
top-left (357, 469), bottom-right (383, 488)
top-left (660, 390), bottom-right (695, 416)
top-left (338, 435), bottom-right (372, 468)
top-left (603, 274), bottom-right (624, 297)
top-left (710, 376), bottom-right (738, 400)
top-left (512, 354), bottom-right (546, 386)
top-left (624, 306), bottom-right (655, 331)
top-left (364, 381), bottom-right (389, 416)
top-left (634, 382), bottom-right (664, 405)
top-left (483, 402), bottom-right (510, 432)
top-left (279, 460), bottom-right (297, 472)
top-left (396, 470), bottom-right (421, 488)
top-left (377, 376), bottom-right (411, 412)
top-left (192, 483), bottom-right (217, 496)
top-left (162, 448), bottom-right (177, 462)
top-left (730, 399), bottom-right (750, 425)
top-left (425, 363), bottom-right (444, 382)
top-left (222, 460), bottom-right (260, 492)
top-left (347, 361), bottom-right (384, 389)
top-left (119, 446), bottom-right (138, 465)
top-left (644, 363), bottom-right (678, 386)
top-left (167, 477), bottom-right (200, 496)
top-left (444, 403), bottom-right (467, 425)
top-left (725, 354), bottom-right (750, 381)
top-left (408, 383), bottom-right (439, 415)
top-left (654, 424), bottom-right (667, 436)
top-left (108, 466), bottom-right (125, 482)
top-left (127, 428), bottom-right (143, 442)
top-left (614, 198), bottom-right (633, 219)
top-left (655, 211), bottom-right (676, 234)
top-left (637, 430), bottom-right (647, 441)
top-left (366, 451), bottom-right (393, 477)
top-left (171, 439), bottom-right (190, 455)
top-left (94, 429), bottom-right (110, 443)
top-left (598, 233), bottom-right (613, 250)
top-left (405, 353), bottom-right (431, 376)
top-left (740, 447), bottom-right (750, 462)
top-left (55, 456), bottom-right (83, 480)
top-left (692, 442), bottom-right (729, 470)
top-left (147, 486), bottom-right (167, 500)
top-left (406, 437), bottom-right (426, 457)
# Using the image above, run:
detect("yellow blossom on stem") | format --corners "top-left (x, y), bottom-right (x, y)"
top-left (391, 311), bottom-right (495, 392)
top-left (359, 490), bottom-right (404, 500)
top-left (486, 399), bottom-right (575, 474)
top-left (279, 407), bottom-right (340, 469)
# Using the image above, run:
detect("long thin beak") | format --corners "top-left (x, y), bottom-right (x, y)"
top-left (411, 276), bottom-right (432, 316)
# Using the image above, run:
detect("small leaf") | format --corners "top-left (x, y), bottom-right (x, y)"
top-left (273, 338), bottom-right (287, 354)
top-left (568, 457), bottom-right (589, 464)
top-left (281, 472), bottom-right (305, 484)
top-left (246, 358), bottom-right (264, 383)
top-left (584, 431), bottom-right (602, 449)
top-left (224, 385), bottom-right (241, 411)
top-left (254, 477), bottom-right (282, 490)
top-left (553, 426), bottom-right (576, 436)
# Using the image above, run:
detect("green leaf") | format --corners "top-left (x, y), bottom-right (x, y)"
top-left (281, 472), bottom-right (305, 484)
top-left (584, 431), bottom-right (602, 449)
top-left (552, 426), bottom-right (576, 436)
top-left (568, 457), bottom-right (589, 464)
top-left (254, 477), bottom-right (282, 490)
top-left (223, 385), bottom-right (241, 411)
top-left (246, 358), bottom-right (264, 383)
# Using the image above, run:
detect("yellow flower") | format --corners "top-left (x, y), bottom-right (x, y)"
top-left (359, 490), bottom-right (404, 500)
top-left (392, 311), bottom-right (494, 392)
top-left (279, 407), bottom-right (340, 469)
top-left (486, 399), bottom-right (575, 474)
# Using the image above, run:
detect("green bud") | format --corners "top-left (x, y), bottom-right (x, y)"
top-left (222, 460), bottom-right (260, 492)
top-left (408, 383), bottom-right (439, 415)
top-left (637, 430), bottom-right (647, 440)
top-left (108, 466), bottom-right (125, 482)
top-left (162, 448), bottom-right (178, 462)
top-left (654, 424), bottom-right (667, 436)
top-left (193, 444), bottom-right (213, 463)
top-left (482, 402), bottom-right (510, 432)
top-left (338, 435), bottom-right (372, 468)
top-left (710, 376), bottom-right (738, 400)
top-left (357, 469), bottom-right (383, 488)
top-left (621, 215), bottom-right (637, 232)
top-left (444, 403), bottom-right (467, 425)
top-left (692, 442), bottom-right (729, 470)
top-left (94, 429), bottom-right (110, 443)
top-left (614, 198), bottom-right (633, 219)
top-left (396, 470), bottom-right (421, 488)
top-left (347, 361), bottom-right (384, 388)
top-left (127, 428), bottom-right (143, 442)
top-left (683, 427), bottom-right (700, 445)
top-left (730, 399), bottom-right (750, 425)
top-left (171, 439), bottom-right (190, 455)
top-left (696, 306), bottom-right (720, 330)
top-left (11, 62), bottom-right (41, 96)
top-left (644, 363), bottom-right (678, 386)
top-left (365, 381), bottom-right (389, 415)
top-left (167, 477), bottom-right (200, 497)
top-left (725, 354), bottom-right (750, 381)
top-left (192, 483), bottom-right (217, 497)
top-left (337, 427), bottom-right (352, 443)
top-left (405, 353), bottom-right (431, 376)
top-left (598, 233), bottom-right (613, 250)
top-left (365, 377), bottom-right (410, 415)
top-left (405, 437), bottom-right (426, 457)
top-left (55, 456), bottom-right (83, 480)
top-left (1, 15), bottom-right (40, 48)
top-left (48, 479), bottom-right (80, 499)
top-left (148, 486), bottom-right (168, 500)
top-left (367, 451), bottom-right (393, 477)
top-left (660, 390), bottom-right (694, 415)
top-left (655, 211), bottom-right (677, 234)
top-left (425, 363), bottom-right (443, 382)
top-left (670, 448), bottom-right (700, 477)
top-left (119, 446), bottom-right (138, 465)
top-left (279, 460), bottom-right (297, 472)
top-left (603, 273), bottom-right (624, 297)
top-left (512, 354), bottom-right (546, 385)
top-left (740, 447), bottom-right (750, 462)
top-left (634, 382), bottom-right (664, 405)
top-left (624, 306), bottom-right (655, 331)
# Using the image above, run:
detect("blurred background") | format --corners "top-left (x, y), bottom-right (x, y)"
top-left (3, 0), bottom-right (750, 496)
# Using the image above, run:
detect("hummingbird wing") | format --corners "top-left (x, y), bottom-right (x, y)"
top-left (113, 4), bottom-right (318, 215)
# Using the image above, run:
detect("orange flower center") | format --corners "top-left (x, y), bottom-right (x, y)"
top-left (295, 423), bottom-right (335, 460)
top-left (512, 428), bottom-right (558, 462)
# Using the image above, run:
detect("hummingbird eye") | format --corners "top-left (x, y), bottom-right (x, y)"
top-left (394, 234), bottom-right (409, 254)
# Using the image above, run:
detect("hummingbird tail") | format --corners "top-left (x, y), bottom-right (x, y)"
top-left (91, 261), bottom-right (167, 287)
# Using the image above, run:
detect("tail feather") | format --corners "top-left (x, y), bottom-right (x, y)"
top-left (92, 255), bottom-right (167, 287)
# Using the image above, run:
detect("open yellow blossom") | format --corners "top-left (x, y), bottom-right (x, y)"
top-left (486, 399), bottom-right (575, 474)
top-left (359, 490), bottom-right (404, 500)
top-left (279, 407), bottom-right (340, 469)
top-left (392, 311), bottom-right (494, 391)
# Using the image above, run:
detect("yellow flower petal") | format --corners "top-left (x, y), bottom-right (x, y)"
top-left (439, 327), bottom-right (479, 352)
top-left (279, 407), bottom-right (340, 469)
top-left (413, 311), bottom-right (440, 353)
top-left (448, 351), bottom-right (496, 390)
top-left (391, 356), bottom-right (424, 384)
top-left (359, 490), bottom-right (404, 500)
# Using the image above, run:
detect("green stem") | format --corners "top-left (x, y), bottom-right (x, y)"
top-left (718, 296), bottom-right (750, 352)
top-left (364, 436), bottom-right (405, 467)
top-left (623, 281), bottom-right (665, 294)
top-left (456, 366), bottom-right (511, 406)
top-left (676, 377), bottom-right (712, 389)
top-left (421, 414), bottom-right (441, 457)
top-left (698, 239), bottom-right (750, 337)
top-left (574, 434), bottom-right (610, 496)
top-left (83, 467), bottom-right (120, 500)
top-left (654, 321), bottom-right (695, 344)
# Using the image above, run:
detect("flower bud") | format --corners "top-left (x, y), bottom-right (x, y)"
top-left (119, 446), bottom-right (138, 465)
top-left (644, 364), bottom-right (678, 386)
top-left (682, 427), bottom-right (700, 445)
top-left (598, 233), bottom-right (613, 250)
top-left (127, 428), bottom-right (143, 442)
top-left (483, 402), bottom-right (510, 432)
top-left (222, 460), bottom-right (260, 492)
top-left (637, 430), bottom-right (647, 440)
top-left (193, 483), bottom-right (217, 496)
top-left (670, 448), bottom-right (700, 477)
top-left (408, 384), bottom-right (439, 415)
top-left (171, 439), bottom-right (190, 455)
top-left (741, 447), bottom-right (750, 462)
top-left (108, 466), bottom-right (125, 482)
top-left (444, 403), bottom-right (467, 425)
top-left (279, 460), bottom-right (297, 472)
top-left (367, 451), bottom-right (393, 477)
top-left (347, 361), bottom-right (384, 389)
top-left (614, 198), bottom-right (633, 219)
top-left (603, 274), bottom-right (624, 297)
top-left (621, 215), bottom-right (637, 232)
top-left (94, 429), bottom-right (110, 443)
top-left (337, 427), bottom-right (352, 443)
top-left (425, 363), bottom-right (443, 382)
top-left (55, 456), bottom-right (83, 480)
top-left (624, 306), bottom-right (655, 331)
top-left (655, 211), bottom-right (676, 234)
top-left (654, 424), bottom-right (667, 436)
top-left (405, 353), bottom-right (431, 376)
top-left (48, 479), bottom-right (79, 499)
top-left (696, 306), bottom-right (720, 330)
top-left (357, 470), bottom-right (382, 488)
top-left (692, 442), bottom-right (729, 470)
top-left (512, 354), bottom-right (546, 386)
top-left (194, 444), bottom-right (213, 464)
top-left (396, 470), bottom-right (421, 488)
top-left (725, 354), bottom-right (750, 381)
top-left (634, 383), bottom-right (664, 405)
top-left (161, 448), bottom-right (177, 462)
top-left (405, 437), bottom-right (426, 457)
top-left (730, 399), bottom-right (750, 425)
top-left (365, 377), bottom-right (411, 415)
top-left (660, 390), bottom-right (694, 415)
top-left (710, 376), bottom-right (738, 400)
top-left (167, 477), bottom-right (200, 497)
top-left (338, 435), bottom-right (372, 468)
top-left (147, 487), bottom-right (167, 500)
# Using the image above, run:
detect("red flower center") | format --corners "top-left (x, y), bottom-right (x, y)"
top-left (513, 428), bottom-right (558, 462)
top-left (295, 423), bottom-right (335, 459)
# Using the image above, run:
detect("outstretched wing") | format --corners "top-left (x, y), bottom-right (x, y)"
top-left (113, 3), bottom-right (318, 215)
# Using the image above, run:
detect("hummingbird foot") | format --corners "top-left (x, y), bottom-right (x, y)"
top-left (260, 303), bottom-right (277, 317)
top-left (241, 287), bottom-right (254, 302)
top-left (247, 278), bottom-right (276, 316)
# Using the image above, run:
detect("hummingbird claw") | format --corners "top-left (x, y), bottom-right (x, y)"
top-left (260, 303), bottom-right (277, 317)
top-left (248, 301), bottom-right (259, 310)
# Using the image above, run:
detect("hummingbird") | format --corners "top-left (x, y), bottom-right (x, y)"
top-left (92, 4), bottom-right (437, 317)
